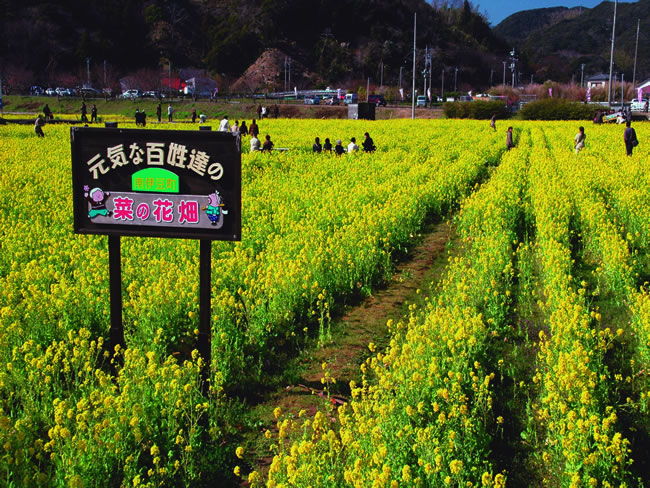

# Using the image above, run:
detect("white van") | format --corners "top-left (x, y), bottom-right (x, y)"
top-left (344, 93), bottom-right (358, 105)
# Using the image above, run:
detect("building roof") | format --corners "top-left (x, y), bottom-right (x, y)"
top-left (586, 73), bottom-right (610, 82)
top-left (638, 78), bottom-right (650, 89)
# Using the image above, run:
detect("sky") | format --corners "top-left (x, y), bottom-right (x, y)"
top-left (479, 0), bottom-right (638, 25)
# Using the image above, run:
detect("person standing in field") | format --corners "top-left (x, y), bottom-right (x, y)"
top-left (624, 120), bottom-right (638, 156)
top-left (34, 115), bottom-right (45, 137)
top-left (490, 114), bottom-right (496, 131)
top-left (250, 119), bottom-right (259, 138)
top-left (506, 127), bottom-right (514, 150)
top-left (191, 108), bottom-right (197, 123)
top-left (313, 137), bottom-right (322, 153)
top-left (323, 138), bottom-right (333, 152)
top-left (574, 126), bottom-right (586, 154)
top-left (219, 115), bottom-right (231, 132)
top-left (232, 120), bottom-right (240, 135)
top-left (157, 103), bottom-right (162, 123)
top-left (257, 104), bottom-right (262, 119)
top-left (80, 102), bottom-right (88, 123)
top-left (168, 104), bottom-right (174, 122)
top-left (43, 104), bottom-right (53, 120)
top-left (91, 104), bottom-right (98, 123)
top-left (273, 104), bottom-right (279, 118)
top-left (239, 120), bottom-right (249, 136)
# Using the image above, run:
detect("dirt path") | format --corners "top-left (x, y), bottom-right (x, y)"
top-left (243, 218), bottom-right (456, 476)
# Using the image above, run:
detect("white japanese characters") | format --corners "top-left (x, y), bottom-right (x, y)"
top-left (86, 141), bottom-right (224, 180)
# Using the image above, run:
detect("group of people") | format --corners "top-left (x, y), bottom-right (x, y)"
top-left (134, 109), bottom-right (147, 126)
top-left (79, 102), bottom-right (98, 123)
top-left (574, 121), bottom-right (639, 156)
top-left (313, 133), bottom-right (376, 155)
top-left (257, 104), bottom-right (279, 120)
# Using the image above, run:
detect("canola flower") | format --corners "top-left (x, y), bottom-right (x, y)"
top-left (1, 119), bottom-right (648, 486)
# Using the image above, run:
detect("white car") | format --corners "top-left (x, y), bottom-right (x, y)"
top-left (630, 98), bottom-right (648, 111)
top-left (121, 89), bottom-right (141, 99)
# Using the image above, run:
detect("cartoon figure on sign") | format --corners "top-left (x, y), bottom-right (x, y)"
top-left (84, 185), bottom-right (112, 218)
top-left (202, 190), bottom-right (228, 226)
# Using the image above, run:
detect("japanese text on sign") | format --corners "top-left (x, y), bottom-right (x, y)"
top-left (86, 141), bottom-right (224, 181)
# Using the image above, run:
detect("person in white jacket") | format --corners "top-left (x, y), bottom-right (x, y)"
top-left (219, 115), bottom-right (231, 132)
top-left (347, 137), bottom-right (359, 153)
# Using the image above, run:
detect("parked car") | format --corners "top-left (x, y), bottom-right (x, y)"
top-left (45, 88), bottom-right (56, 96)
top-left (630, 98), bottom-right (648, 111)
top-left (79, 87), bottom-right (101, 97)
top-left (55, 87), bottom-right (74, 96)
top-left (304, 96), bottom-right (320, 105)
top-left (458, 95), bottom-right (474, 102)
top-left (416, 95), bottom-right (427, 107)
top-left (121, 89), bottom-right (141, 99)
top-left (344, 93), bottom-right (358, 105)
top-left (367, 94), bottom-right (387, 106)
top-left (323, 97), bottom-right (340, 105)
top-left (30, 86), bottom-right (44, 96)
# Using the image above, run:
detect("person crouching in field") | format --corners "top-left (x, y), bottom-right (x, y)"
top-left (574, 126), bottom-right (586, 154)
top-left (34, 115), bottom-right (45, 137)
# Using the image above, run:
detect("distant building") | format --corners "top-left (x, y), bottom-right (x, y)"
top-left (637, 78), bottom-right (650, 96)
top-left (586, 73), bottom-right (609, 90)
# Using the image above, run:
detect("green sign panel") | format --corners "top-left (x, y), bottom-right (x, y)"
top-left (132, 168), bottom-right (179, 193)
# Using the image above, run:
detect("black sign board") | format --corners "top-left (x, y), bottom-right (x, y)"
top-left (71, 127), bottom-right (241, 241)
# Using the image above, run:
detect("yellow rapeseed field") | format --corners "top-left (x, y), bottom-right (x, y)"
top-left (1, 118), bottom-right (649, 487)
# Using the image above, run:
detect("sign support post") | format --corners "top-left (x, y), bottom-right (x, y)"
top-left (108, 235), bottom-right (125, 355)
top-left (199, 239), bottom-right (212, 390)
top-left (72, 127), bottom-right (240, 384)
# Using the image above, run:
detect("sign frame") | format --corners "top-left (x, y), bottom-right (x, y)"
top-left (71, 127), bottom-right (241, 241)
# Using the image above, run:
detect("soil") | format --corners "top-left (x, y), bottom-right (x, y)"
top-left (243, 218), bottom-right (457, 479)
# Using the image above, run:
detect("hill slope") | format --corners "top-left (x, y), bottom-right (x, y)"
top-left (495, 0), bottom-right (650, 83)
top-left (0, 0), bottom-right (507, 92)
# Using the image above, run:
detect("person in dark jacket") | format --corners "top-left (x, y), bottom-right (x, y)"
top-left (91, 104), bottom-right (98, 123)
top-left (313, 137), bottom-right (322, 153)
top-left (362, 132), bottom-right (376, 152)
top-left (334, 139), bottom-right (345, 156)
top-left (240, 121), bottom-right (249, 136)
top-left (506, 127), bottom-right (514, 150)
top-left (156, 103), bottom-right (162, 123)
top-left (323, 138), bottom-right (332, 152)
top-left (191, 108), bottom-right (197, 123)
top-left (624, 121), bottom-right (638, 156)
top-left (43, 104), bottom-right (53, 120)
top-left (80, 102), bottom-right (88, 123)
top-left (250, 119), bottom-right (259, 138)
top-left (262, 134), bottom-right (274, 152)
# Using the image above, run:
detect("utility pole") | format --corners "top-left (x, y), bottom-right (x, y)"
top-left (399, 66), bottom-right (403, 90)
top-left (380, 61), bottom-right (384, 90)
top-left (632, 18), bottom-right (640, 92)
top-left (441, 68), bottom-right (445, 100)
top-left (454, 66), bottom-right (458, 92)
top-left (621, 72), bottom-right (624, 105)
top-left (367, 77), bottom-right (370, 101)
top-left (530, 74), bottom-right (534, 85)
top-left (607, 0), bottom-right (618, 107)
top-left (581, 63), bottom-right (585, 87)
top-left (288, 57), bottom-right (292, 92)
top-left (411, 12), bottom-right (416, 119)
top-left (490, 69), bottom-right (494, 86)
top-left (86, 57), bottom-right (91, 87)
top-left (509, 49), bottom-right (517, 89)
top-left (284, 57), bottom-right (287, 92)
top-left (502, 61), bottom-right (506, 86)
top-left (103, 60), bottom-right (107, 89)
top-left (168, 60), bottom-right (171, 99)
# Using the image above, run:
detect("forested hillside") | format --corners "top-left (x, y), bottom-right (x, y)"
top-left (0, 0), bottom-right (507, 90)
